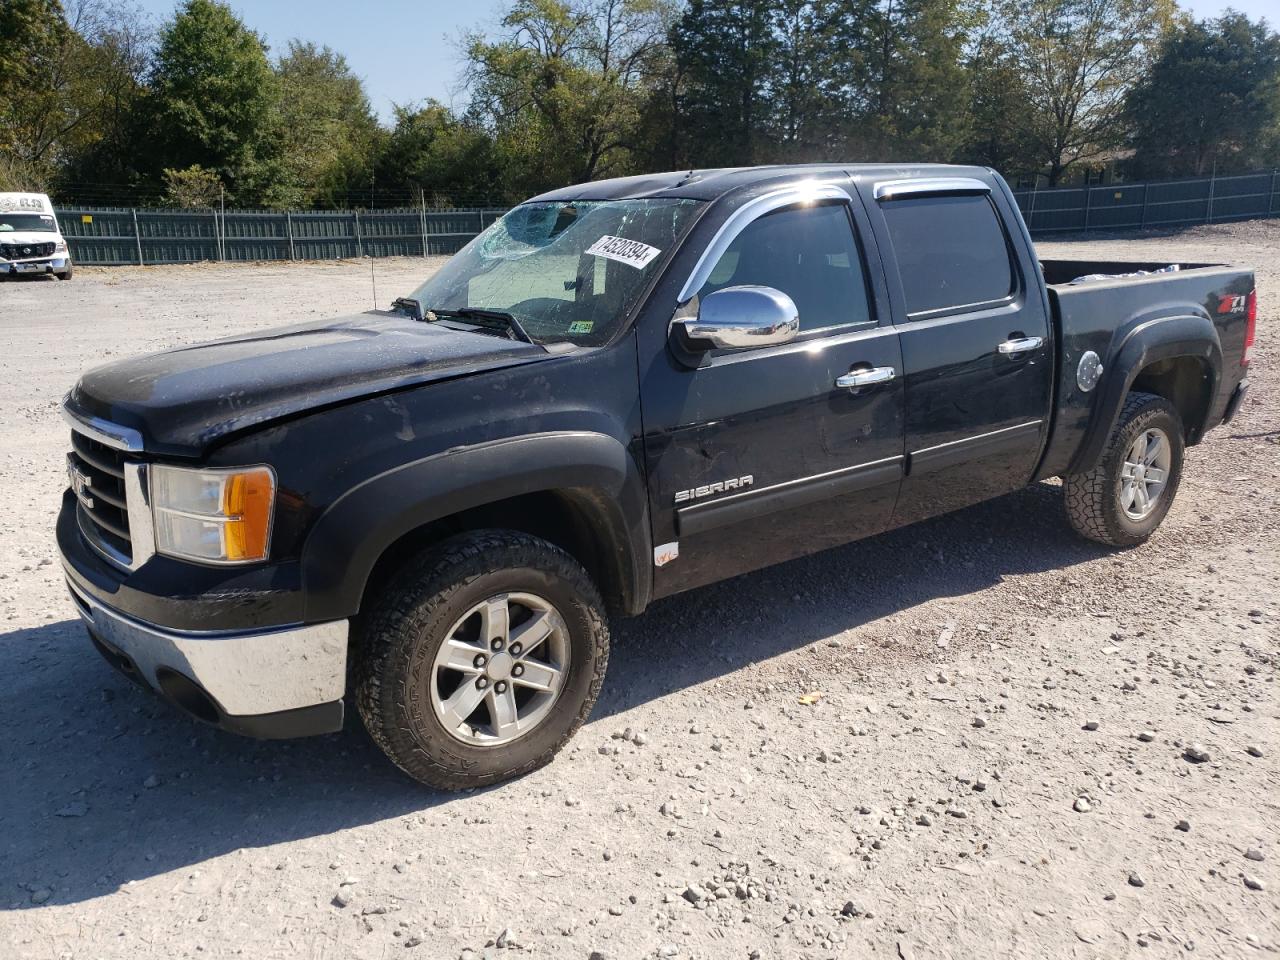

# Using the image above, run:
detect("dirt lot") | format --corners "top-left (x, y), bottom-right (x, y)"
top-left (1, 223), bottom-right (1276, 960)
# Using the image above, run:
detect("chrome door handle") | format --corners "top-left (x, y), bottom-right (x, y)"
top-left (836, 366), bottom-right (896, 388)
top-left (998, 336), bottom-right (1044, 355)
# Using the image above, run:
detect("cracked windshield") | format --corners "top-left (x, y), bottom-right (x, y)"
top-left (408, 198), bottom-right (703, 346)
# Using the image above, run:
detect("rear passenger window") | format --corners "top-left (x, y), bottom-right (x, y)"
top-left (881, 194), bottom-right (1014, 314)
top-left (697, 203), bottom-right (872, 331)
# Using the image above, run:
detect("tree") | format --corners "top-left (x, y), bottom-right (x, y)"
top-left (669, 0), bottom-right (778, 166)
top-left (142, 0), bottom-right (280, 202)
top-left (998, 0), bottom-right (1174, 185)
top-left (273, 41), bottom-right (381, 206)
top-left (161, 163), bottom-right (222, 207)
top-left (1127, 13), bottom-right (1280, 177)
top-left (834, 0), bottom-right (977, 160)
top-left (958, 29), bottom-right (1041, 179)
top-left (0, 0), bottom-right (77, 186)
top-left (374, 101), bottom-right (502, 205)
top-left (55, 0), bottom-right (153, 197)
top-left (467, 0), bottom-right (673, 192)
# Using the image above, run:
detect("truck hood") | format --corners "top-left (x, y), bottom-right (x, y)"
top-left (66, 312), bottom-right (551, 456)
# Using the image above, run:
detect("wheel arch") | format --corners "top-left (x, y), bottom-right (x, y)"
top-left (300, 432), bottom-right (653, 625)
top-left (1068, 313), bottom-right (1222, 475)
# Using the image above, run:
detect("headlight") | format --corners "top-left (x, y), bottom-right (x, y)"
top-left (55, 240), bottom-right (67, 252)
top-left (150, 464), bottom-right (276, 563)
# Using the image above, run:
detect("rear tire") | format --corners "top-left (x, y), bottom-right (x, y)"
top-left (355, 530), bottom-right (609, 790)
top-left (1063, 391), bottom-right (1184, 546)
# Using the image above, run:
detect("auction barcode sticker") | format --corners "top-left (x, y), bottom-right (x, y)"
top-left (586, 235), bottom-right (662, 269)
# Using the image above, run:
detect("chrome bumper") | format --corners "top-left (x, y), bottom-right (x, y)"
top-left (67, 577), bottom-right (348, 717)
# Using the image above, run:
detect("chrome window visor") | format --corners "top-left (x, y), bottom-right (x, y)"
top-left (677, 182), bottom-right (856, 303)
top-left (61, 397), bottom-right (145, 452)
top-left (873, 177), bottom-right (990, 201)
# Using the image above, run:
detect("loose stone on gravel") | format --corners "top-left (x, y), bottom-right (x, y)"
top-left (1128, 873), bottom-right (1146, 888)
top-left (1073, 797), bottom-right (1093, 813)
top-left (1137, 731), bottom-right (1156, 743)
top-left (1183, 744), bottom-right (1211, 763)
top-left (1246, 745), bottom-right (1263, 758)
top-left (683, 883), bottom-right (707, 904)
top-left (1244, 848), bottom-right (1264, 862)
top-left (1243, 875), bottom-right (1265, 891)
top-left (1175, 820), bottom-right (1191, 832)
top-left (1082, 721), bottom-right (1099, 731)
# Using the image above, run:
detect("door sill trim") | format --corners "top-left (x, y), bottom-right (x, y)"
top-left (908, 420), bottom-right (1043, 476)
top-left (676, 455), bottom-right (904, 536)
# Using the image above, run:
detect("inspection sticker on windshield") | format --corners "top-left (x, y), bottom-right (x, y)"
top-left (586, 235), bottom-right (662, 269)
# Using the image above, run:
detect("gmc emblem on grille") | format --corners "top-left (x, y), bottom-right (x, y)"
top-left (67, 457), bottom-right (95, 509)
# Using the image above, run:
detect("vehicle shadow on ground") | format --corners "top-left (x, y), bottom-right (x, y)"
top-left (0, 481), bottom-right (1107, 909)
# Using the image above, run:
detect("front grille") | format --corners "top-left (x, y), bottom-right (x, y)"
top-left (69, 431), bottom-right (132, 564)
top-left (1, 241), bottom-right (56, 260)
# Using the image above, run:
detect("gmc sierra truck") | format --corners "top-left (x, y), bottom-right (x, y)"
top-left (57, 164), bottom-right (1255, 789)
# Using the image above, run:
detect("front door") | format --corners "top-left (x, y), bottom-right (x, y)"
top-left (638, 183), bottom-right (905, 598)
top-left (863, 181), bottom-right (1054, 525)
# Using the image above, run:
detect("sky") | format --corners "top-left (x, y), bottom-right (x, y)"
top-left (130, 0), bottom-right (1278, 124)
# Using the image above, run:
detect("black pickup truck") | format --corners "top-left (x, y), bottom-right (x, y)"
top-left (58, 164), bottom-right (1255, 788)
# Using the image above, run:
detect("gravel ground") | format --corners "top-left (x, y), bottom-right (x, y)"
top-left (0, 223), bottom-right (1276, 960)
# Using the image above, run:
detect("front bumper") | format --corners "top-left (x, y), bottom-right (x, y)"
top-left (66, 575), bottom-right (348, 738)
top-left (3, 256), bottom-right (68, 275)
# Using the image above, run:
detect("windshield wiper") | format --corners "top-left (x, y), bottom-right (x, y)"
top-left (423, 307), bottom-right (536, 345)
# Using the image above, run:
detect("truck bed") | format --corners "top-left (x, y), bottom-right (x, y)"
top-left (1033, 259), bottom-right (1254, 480)
top-left (1039, 259), bottom-right (1218, 286)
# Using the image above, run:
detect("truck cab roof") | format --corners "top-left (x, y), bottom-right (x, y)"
top-left (527, 163), bottom-right (996, 204)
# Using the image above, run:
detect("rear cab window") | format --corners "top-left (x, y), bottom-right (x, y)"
top-left (880, 194), bottom-right (1016, 315)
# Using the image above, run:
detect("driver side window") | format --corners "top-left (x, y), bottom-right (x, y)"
top-left (697, 202), bottom-right (873, 332)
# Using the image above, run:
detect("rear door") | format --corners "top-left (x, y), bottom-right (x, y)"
top-left (862, 177), bottom-right (1053, 525)
top-left (637, 182), bottom-right (905, 597)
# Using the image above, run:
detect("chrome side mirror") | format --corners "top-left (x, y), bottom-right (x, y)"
top-left (670, 285), bottom-right (800, 354)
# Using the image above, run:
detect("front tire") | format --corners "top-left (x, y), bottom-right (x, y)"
top-left (56, 263), bottom-right (73, 280)
top-left (356, 530), bottom-right (609, 790)
top-left (1063, 391), bottom-right (1185, 546)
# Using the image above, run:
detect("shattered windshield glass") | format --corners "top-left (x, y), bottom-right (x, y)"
top-left (407, 198), bottom-right (703, 346)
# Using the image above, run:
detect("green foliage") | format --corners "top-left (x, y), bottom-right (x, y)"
top-left (161, 163), bottom-right (222, 207)
top-left (375, 102), bottom-right (502, 205)
top-left (957, 29), bottom-right (1040, 178)
top-left (142, 0), bottom-right (280, 202)
top-left (6, 0), bottom-right (1280, 207)
top-left (466, 0), bottom-right (672, 191)
top-left (997, 0), bottom-right (1175, 184)
top-left (669, 0), bottom-right (778, 165)
top-left (271, 41), bottom-right (381, 207)
top-left (1127, 13), bottom-right (1280, 177)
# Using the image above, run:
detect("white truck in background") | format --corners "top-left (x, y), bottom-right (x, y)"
top-left (0, 192), bottom-right (72, 280)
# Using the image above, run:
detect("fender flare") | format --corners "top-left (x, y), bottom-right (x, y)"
top-left (299, 431), bottom-right (652, 621)
top-left (1068, 313), bottom-right (1222, 475)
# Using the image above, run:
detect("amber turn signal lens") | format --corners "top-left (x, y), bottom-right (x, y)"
top-left (221, 468), bottom-right (275, 562)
